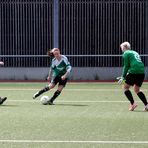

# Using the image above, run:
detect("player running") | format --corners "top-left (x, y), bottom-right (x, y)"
top-left (0, 61), bottom-right (7, 105)
top-left (117, 41), bottom-right (148, 111)
top-left (33, 48), bottom-right (72, 105)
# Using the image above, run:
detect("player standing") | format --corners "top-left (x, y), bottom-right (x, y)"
top-left (33, 48), bottom-right (72, 105)
top-left (0, 61), bottom-right (7, 105)
top-left (117, 41), bottom-right (148, 111)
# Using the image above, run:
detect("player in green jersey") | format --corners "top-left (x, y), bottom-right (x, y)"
top-left (33, 48), bottom-right (72, 105)
top-left (117, 42), bottom-right (148, 111)
top-left (0, 61), bottom-right (7, 105)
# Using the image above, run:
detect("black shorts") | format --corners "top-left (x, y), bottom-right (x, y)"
top-left (51, 76), bottom-right (68, 86)
top-left (125, 73), bottom-right (145, 87)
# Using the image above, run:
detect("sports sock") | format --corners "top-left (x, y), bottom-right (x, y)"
top-left (50, 90), bottom-right (61, 102)
top-left (137, 91), bottom-right (148, 106)
top-left (36, 86), bottom-right (49, 97)
top-left (124, 90), bottom-right (134, 105)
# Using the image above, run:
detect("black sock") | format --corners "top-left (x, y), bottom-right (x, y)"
top-left (124, 90), bottom-right (134, 105)
top-left (137, 92), bottom-right (148, 106)
top-left (50, 90), bottom-right (61, 102)
top-left (36, 86), bottom-right (49, 97)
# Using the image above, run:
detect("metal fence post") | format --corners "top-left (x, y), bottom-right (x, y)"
top-left (53, 0), bottom-right (59, 48)
top-left (145, 1), bottom-right (148, 66)
top-left (146, 1), bottom-right (148, 79)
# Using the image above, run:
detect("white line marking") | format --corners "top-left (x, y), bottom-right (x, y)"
top-left (0, 88), bottom-right (147, 92)
top-left (0, 88), bottom-right (121, 91)
top-left (8, 100), bottom-right (135, 103)
top-left (0, 140), bottom-right (147, 144)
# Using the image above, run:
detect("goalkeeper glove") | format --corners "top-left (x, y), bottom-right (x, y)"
top-left (116, 77), bottom-right (125, 85)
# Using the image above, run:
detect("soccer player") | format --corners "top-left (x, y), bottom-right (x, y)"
top-left (0, 61), bottom-right (7, 105)
top-left (117, 41), bottom-right (148, 111)
top-left (33, 48), bottom-right (72, 105)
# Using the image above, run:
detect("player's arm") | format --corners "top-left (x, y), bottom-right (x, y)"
top-left (121, 53), bottom-right (129, 79)
top-left (117, 53), bottom-right (129, 84)
top-left (61, 57), bottom-right (72, 80)
top-left (47, 68), bottom-right (53, 81)
top-left (62, 65), bottom-right (72, 80)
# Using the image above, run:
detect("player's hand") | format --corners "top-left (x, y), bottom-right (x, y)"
top-left (47, 76), bottom-right (51, 82)
top-left (61, 75), bottom-right (66, 80)
top-left (116, 77), bottom-right (124, 85)
top-left (0, 61), bottom-right (4, 66)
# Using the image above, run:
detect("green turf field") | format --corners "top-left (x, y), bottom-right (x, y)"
top-left (0, 82), bottom-right (148, 148)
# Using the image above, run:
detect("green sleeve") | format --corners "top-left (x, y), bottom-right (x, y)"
top-left (122, 53), bottom-right (129, 78)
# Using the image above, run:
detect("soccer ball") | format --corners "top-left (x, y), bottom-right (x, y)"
top-left (40, 96), bottom-right (49, 105)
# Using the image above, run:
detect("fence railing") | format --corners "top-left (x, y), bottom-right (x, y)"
top-left (0, 54), bottom-right (147, 67)
top-left (0, 0), bottom-right (147, 67)
top-left (0, 0), bottom-right (53, 66)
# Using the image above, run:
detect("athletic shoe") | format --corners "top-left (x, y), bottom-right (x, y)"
top-left (48, 100), bottom-right (54, 105)
top-left (143, 105), bottom-right (148, 111)
top-left (33, 92), bottom-right (39, 99)
top-left (129, 103), bottom-right (138, 111)
top-left (0, 97), bottom-right (7, 105)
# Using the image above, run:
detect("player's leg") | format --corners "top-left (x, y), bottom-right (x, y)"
top-left (48, 85), bottom-right (64, 105)
top-left (123, 83), bottom-right (137, 110)
top-left (134, 85), bottom-right (148, 107)
top-left (123, 74), bottom-right (137, 111)
top-left (133, 74), bottom-right (148, 111)
top-left (48, 78), bottom-right (67, 105)
top-left (0, 96), bottom-right (7, 105)
top-left (33, 76), bottom-right (59, 99)
top-left (33, 83), bottom-right (55, 99)
top-left (123, 83), bottom-right (134, 105)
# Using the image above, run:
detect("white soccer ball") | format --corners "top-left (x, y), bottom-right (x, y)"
top-left (40, 96), bottom-right (49, 105)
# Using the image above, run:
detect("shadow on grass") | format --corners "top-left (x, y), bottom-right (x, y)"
top-left (133, 110), bottom-right (147, 113)
top-left (0, 104), bottom-right (18, 107)
top-left (55, 103), bottom-right (88, 107)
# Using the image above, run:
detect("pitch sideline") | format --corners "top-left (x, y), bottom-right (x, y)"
top-left (8, 100), bottom-right (131, 103)
top-left (0, 140), bottom-right (148, 144)
top-left (0, 88), bottom-right (147, 92)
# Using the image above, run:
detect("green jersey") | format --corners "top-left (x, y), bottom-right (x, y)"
top-left (51, 55), bottom-right (72, 78)
top-left (122, 50), bottom-right (144, 78)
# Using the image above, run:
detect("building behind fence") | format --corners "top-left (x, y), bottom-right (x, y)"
top-left (0, 0), bottom-right (148, 80)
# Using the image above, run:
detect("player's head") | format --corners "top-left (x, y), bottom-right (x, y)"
top-left (120, 41), bottom-right (131, 52)
top-left (52, 48), bottom-right (61, 58)
top-left (47, 49), bottom-right (54, 57)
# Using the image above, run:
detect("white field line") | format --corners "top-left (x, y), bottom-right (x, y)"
top-left (0, 140), bottom-right (148, 144)
top-left (0, 88), bottom-right (120, 91)
top-left (0, 88), bottom-right (147, 92)
top-left (8, 100), bottom-right (138, 103)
